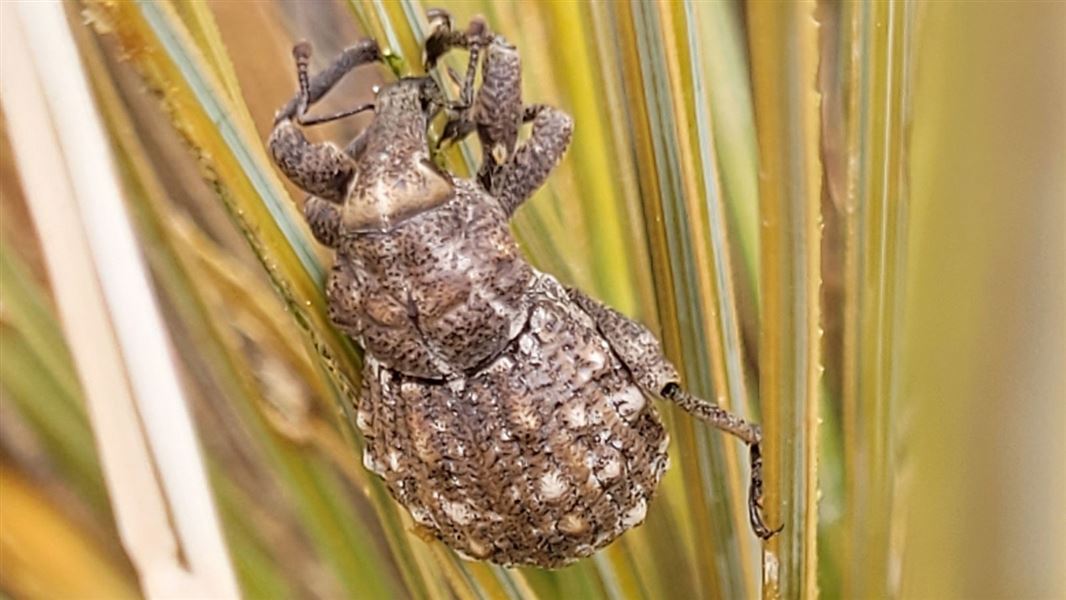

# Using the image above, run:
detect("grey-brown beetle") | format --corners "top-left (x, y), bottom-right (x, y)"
top-left (267, 11), bottom-right (779, 568)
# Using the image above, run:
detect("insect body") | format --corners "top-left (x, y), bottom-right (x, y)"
top-left (268, 13), bottom-right (778, 568)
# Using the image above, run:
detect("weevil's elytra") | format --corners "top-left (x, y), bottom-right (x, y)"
top-left (267, 10), bottom-right (779, 568)
top-left (358, 275), bottom-right (670, 567)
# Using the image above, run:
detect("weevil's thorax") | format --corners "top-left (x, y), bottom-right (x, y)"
top-left (343, 78), bottom-right (453, 233)
top-left (327, 78), bottom-right (534, 379)
top-left (330, 177), bottom-right (534, 380)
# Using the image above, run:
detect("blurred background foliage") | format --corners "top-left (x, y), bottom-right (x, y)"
top-left (1, 1), bottom-right (1063, 598)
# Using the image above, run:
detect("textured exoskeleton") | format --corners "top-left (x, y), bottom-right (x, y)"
top-left (268, 13), bottom-right (777, 568)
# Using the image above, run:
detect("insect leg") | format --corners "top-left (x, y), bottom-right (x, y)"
top-left (456, 27), bottom-right (485, 110)
top-left (659, 384), bottom-right (781, 539)
top-left (490, 103), bottom-right (573, 216)
top-left (567, 286), bottom-right (782, 540)
top-left (433, 44), bottom-right (482, 150)
top-left (447, 35), bottom-right (572, 214)
top-left (275, 39), bottom-right (381, 124)
top-left (269, 42), bottom-right (366, 202)
top-left (268, 122), bottom-right (352, 203)
top-left (303, 196), bottom-right (343, 248)
top-left (424, 9), bottom-right (488, 71)
top-left (471, 36), bottom-right (523, 186)
top-left (428, 15), bottom-right (490, 150)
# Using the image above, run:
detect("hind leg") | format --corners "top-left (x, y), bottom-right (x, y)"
top-left (567, 287), bottom-right (781, 539)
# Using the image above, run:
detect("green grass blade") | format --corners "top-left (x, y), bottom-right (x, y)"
top-left (838, 2), bottom-right (916, 597)
top-left (692, 0), bottom-right (761, 315)
top-left (0, 248), bottom-right (109, 517)
top-left (747, 2), bottom-right (824, 597)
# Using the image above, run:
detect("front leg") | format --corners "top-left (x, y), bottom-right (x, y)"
top-left (471, 36), bottom-right (524, 170)
top-left (275, 39), bottom-right (380, 123)
top-left (425, 11), bottom-right (489, 150)
top-left (467, 37), bottom-right (574, 215)
top-left (424, 10), bottom-right (488, 89)
top-left (270, 41), bottom-right (378, 213)
top-left (490, 103), bottom-right (573, 216)
top-left (269, 122), bottom-right (353, 203)
top-left (424, 16), bottom-right (573, 214)
top-left (567, 286), bottom-right (782, 540)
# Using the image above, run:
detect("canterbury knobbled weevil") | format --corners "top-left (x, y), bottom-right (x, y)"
top-left (267, 10), bottom-right (780, 568)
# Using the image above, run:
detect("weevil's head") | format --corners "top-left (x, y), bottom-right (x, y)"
top-left (377, 76), bottom-right (446, 122)
top-left (343, 76), bottom-right (453, 233)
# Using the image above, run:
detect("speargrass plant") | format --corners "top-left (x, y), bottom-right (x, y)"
top-left (1, 1), bottom-right (1063, 598)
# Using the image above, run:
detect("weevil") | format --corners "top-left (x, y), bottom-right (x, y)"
top-left (267, 11), bottom-right (780, 568)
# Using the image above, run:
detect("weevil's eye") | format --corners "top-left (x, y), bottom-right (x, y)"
top-left (372, 84), bottom-right (381, 96)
